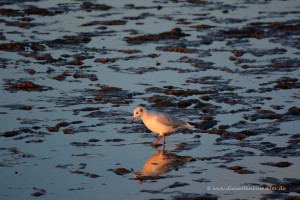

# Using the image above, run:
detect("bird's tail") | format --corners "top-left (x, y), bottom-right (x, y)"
top-left (180, 118), bottom-right (195, 128)
top-left (188, 121), bottom-right (197, 127)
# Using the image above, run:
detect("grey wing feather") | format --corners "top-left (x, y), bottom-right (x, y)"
top-left (154, 112), bottom-right (186, 127)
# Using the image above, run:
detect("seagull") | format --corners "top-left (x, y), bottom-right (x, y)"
top-left (130, 105), bottom-right (194, 145)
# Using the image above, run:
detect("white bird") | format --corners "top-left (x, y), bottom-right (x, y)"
top-left (130, 105), bottom-right (194, 145)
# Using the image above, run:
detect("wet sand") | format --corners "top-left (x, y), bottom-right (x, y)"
top-left (0, 0), bottom-right (300, 199)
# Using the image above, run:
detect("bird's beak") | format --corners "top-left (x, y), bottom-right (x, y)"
top-left (130, 117), bottom-right (136, 123)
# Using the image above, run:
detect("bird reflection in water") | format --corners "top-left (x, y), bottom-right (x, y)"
top-left (132, 148), bottom-right (193, 183)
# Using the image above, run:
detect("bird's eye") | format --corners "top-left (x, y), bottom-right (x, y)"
top-left (140, 109), bottom-right (143, 112)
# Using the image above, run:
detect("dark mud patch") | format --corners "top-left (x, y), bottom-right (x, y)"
top-left (227, 165), bottom-right (255, 174)
top-left (192, 178), bottom-right (211, 183)
top-left (80, 2), bottom-right (112, 11)
top-left (156, 45), bottom-right (198, 54)
top-left (214, 124), bottom-right (299, 157)
top-left (105, 138), bottom-right (125, 143)
top-left (49, 85), bottom-right (133, 111)
top-left (288, 134), bottom-right (300, 145)
top-left (249, 48), bottom-right (287, 57)
top-left (1, 127), bottom-right (49, 142)
top-left (47, 121), bottom-right (77, 134)
top-left (73, 72), bottom-right (98, 82)
top-left (185, 76), bottom-right (230, 86)
top-left (118, 123), bottom-right (149, 134)
top-left (71, 170), bottom-right (100, 178)
top-left (190, 24), bottom-right (215, 29)
top-left (124, 28), bottom-right (189, 44)
top-left (275, 77), bottom-right (300, 90)
top-left (172, 140), bottom-right (201, 152)
top-left (70, 141), bottom-right (101, 148)
top-left (84, 85), bottom-right (133, 106)
top-left (81, 20), bottom-right (127, 27)
top-left (5, 81), bottom-right (51, 92)
top-left (143, 86), bottom-right (222, 118)
top-left (219, 131), bottom-right (248, 141)
top-left (261, 162), bottom-right (293, 168)
top-left (31, 188), bottom-right (46, 197)
top-left (56, 121), bottom-right (70, 127)
top-left (0, 5), bottom-right (65, 18)
top-left (288, 107), bottom-right (300, 115)
top-left (0, 42), bottom-right (25, 51)
top-left (202, 128), bottom-right (257, 142)
top-left (145, 94), bottom-right (175, 107)
top-left (194, 118), bottom-right (218, 130)
top-left (57, 163), bottom-right (101, 178)
top-left (47, 35), bottom-right (91, 48)
top-left (165, 181), bottom-right (190, 189)
top-left (20, 52), bottom-right (54, 62)
top-left (25, 139), bottom-right (44, 143)
top-left (4, 20), bottom-right (44, 29)
top-left (47, 126), bottom-right (59, 133)
top-left (110, 167), bottom-right (131, 176)
top-left (24, 68), bottom-right (36, 75)
top-left (87, 138), bottom-right (100, 143)
top-left (63, 128), bottom-right (74, 134)
top-left (144, 94), bottom-right (212, 112)
top-left (157, 87), bottom-right (215, 97)
top-left (0, 147), bottom-right (35, 167)
top-left (261, 145), bottom-right (300, 157)
top-left (1, 130), bottom-right (21, 138)
top-left (219, 149), bottom-right (256, 162)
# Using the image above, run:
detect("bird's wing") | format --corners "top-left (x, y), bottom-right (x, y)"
top-left (152, 112), bottom-right (185, 128)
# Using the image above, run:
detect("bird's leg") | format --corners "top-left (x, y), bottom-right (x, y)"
top-left (163, 135), bottom-right (166, 144)
top-left (153, 135), bottom-right (161, 145)
top-left (162, 141), bottom-right (166, 152)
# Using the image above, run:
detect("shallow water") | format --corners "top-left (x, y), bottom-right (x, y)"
top-left (1, 0), bottom-right (300, 199)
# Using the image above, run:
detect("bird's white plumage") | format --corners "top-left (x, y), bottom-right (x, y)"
top-left (131, 106), bottom-right (194, 144)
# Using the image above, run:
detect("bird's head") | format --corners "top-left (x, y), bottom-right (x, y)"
top-left (131, 106), bottom-right (146, 123)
